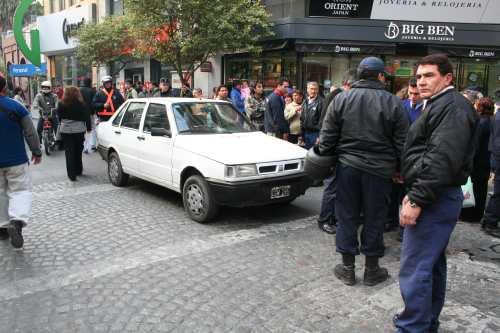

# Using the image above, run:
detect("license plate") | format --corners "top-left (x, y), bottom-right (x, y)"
top-left (270, 185), bottom-right (291, 199)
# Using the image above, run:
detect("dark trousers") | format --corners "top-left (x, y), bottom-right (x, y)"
top-left (335, 164), bottom-right (392, 257)
top-left (304, 131), bottom-right (319, 150)
top-left (287, 134), bottom-right (300, 144)
top-left (483, 167), bottom-right (500, 227)
top-left (61, 133), bottom-right (85, 180)
top-left (395, 187), bottom-right (463, 333)
top-left (388, 183), bottom-right (404, 227)
top-left (318, 175), bottom-right (336, 224)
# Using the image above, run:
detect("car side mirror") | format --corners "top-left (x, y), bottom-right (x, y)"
top-left (151, 127), bottom-right (172, 137)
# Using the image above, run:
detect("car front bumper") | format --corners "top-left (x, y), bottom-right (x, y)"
top-left (207, 173), bottom-right (312, 207)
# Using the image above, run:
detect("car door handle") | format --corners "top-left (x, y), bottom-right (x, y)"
top-left (137, 136), bottom-right (145, 141)
top-left (114, 130), bottom-right (121, 135)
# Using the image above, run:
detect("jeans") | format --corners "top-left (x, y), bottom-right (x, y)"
top-left (395, 187), bottom-right (463, 333)
top-left (304, 131), bottom-right (319, 150)
top-left (318, 175), bottom-right (336, 224)
top-left (0, 163), bottom-right (32, 227)
top-left (335, 163), bottom-right (392, 257)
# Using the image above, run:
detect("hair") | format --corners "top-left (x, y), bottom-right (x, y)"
top-left (307, 81), bottom-right (319, 89)
top-left (82, 77), bottom-right (92, 88)
top-left (250, 81), bottom-right (264, 96)
top-left (284, 93), bottom-right (292, 100)
top-left (292, 89), bottom-right (304, 98)
top-left (125, 79), bottom-right (133, 85)
top-left (408, 77), bottom-right (418, 88)
top-left (0, 76), bottom-right (7, 92)
top-left (476, 97), bottom-right (494, 116)
top-left (193, 88), bottom-right (203, 95)
top-left (416, 53), bottom-right (453, 77)
top-left (216, 85), bottom-right (228, 95)
top-left (62, 86), bottom-right (84, 105)
top-left (232, 79), bottom-right (241, 87)
top-left (462, 89), bottom-right (481, 104)
top-left (13, 87), bottom-right (23, 95)
top-left (277, 78), bottom-right (290, 87)
top-left (396, 86), bottom-right (409, 100)
top-left (358, 69), bottom-right (381, 81)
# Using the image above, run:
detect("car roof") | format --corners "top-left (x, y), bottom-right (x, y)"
top-left (127, 97), bottom-right (231, 105)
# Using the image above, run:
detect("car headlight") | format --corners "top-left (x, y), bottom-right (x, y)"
top-left (225, 164), bottom-right (258, 178)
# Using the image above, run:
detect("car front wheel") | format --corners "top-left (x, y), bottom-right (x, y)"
top-left (108, 151), bottom-right (129, 187)
top-left (183, 175), bottom-right (219, 223)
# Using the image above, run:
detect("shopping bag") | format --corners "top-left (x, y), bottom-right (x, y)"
top-left (461, 177), bottom-right (475, 208)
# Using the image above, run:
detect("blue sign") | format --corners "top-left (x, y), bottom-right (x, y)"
top-left (9, 63), bottom-right (47, 77)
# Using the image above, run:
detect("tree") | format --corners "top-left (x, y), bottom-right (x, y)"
top-left (0, 0), bottom-right (42, 31)
top-left (124, 0), bottom-right (273, 86)
top-left (75, 15), bottom-right (140, 76)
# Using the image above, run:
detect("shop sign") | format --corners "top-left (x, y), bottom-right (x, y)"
top-left (334, 45), bottom-right (362, 53)
top-left (371, 0), bottom-right (499, 24)
top-left (37, 4), bottom-right (93, 53)
top-left (384, 21), bottom-right (456, 42)
top-left (309, 0), bottom-right (374, 18)
top-left (9, 63), bottom-right (47, 77)
top-left (468, 49), bottom-right (496, 58)
top-left (200, 62), bottom-right (213, 73)
top-left (395, 68), bottom-right (413, 77)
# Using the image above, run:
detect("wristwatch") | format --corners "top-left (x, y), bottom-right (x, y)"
top-left (409, 201), bottom-right (418, 208)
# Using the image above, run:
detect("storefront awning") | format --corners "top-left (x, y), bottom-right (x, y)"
top-left (295, 40), bottom-right (396, 55)
top-left (428, 46), bottom-right (500, 59)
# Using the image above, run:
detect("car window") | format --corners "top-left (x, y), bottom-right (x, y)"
top-left (120, 102), bottom-right (145, 130)
top-left (112, 103), bottom-right (127, 126)
top-left (143, 103), bottom-right (170, 133)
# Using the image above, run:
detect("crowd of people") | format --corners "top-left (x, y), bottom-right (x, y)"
top-left (2, 53), bottom-right (500, 332)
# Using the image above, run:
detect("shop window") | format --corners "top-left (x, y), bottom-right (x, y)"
top-left (59, 0), bottom-right (65, 11)
top-left (487, 62), bottom-right (500, 99)
top-left (109, 0), bottom-right (124, 15)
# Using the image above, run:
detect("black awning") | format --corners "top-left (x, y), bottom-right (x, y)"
top-left (295, 40), bottom-right (396, 55)
top-left (428, 46), bottom-right (499, 59)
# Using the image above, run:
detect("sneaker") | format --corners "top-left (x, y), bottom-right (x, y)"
top-left (0, 228), bottom-right (9, 240)
top-left (7, 220), bottom-right (24, 249)
top-left (363, 266), bottom-right (389, 286)
top-left (320, 222), bottom-right (336, 234)
top-left (334, 264), bottom-right (356, 286)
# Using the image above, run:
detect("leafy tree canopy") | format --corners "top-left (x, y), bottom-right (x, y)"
top-left (124, 0), bottom-right (273, 84)
top-left (0, 0), bottom-right (43, 31)
top-left (75, 15), bottom-right (140, 75)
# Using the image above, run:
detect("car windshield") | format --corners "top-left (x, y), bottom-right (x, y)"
top-left (172, 102), bottom-right (255, 134)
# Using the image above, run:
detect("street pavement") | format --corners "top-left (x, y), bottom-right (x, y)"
top-left (0, 149), bottom-right (499, 333)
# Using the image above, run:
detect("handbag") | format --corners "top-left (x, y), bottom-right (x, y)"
top-left (461, 177), bottom-right (476, 208)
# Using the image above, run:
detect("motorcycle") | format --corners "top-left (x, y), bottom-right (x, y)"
top-left (41, 108), bottom-right (57, 156)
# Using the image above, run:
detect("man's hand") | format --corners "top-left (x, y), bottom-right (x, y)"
top-left (392, 173), bottom-right (404, 184)
top-left (400, 195), bottom-right (421, 227)
top-left (32, 155), bottom-right (42, 165)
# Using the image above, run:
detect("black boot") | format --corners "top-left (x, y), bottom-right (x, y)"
top-left (334, 254), bottom-right (356, 286)
top-left (482, 223), bottom-right (500, 238)
top-left (0, 228), bottom-right (9, 240)
top-left (7, 220), bottom-right (24, 249)
top-left (363, 256), bottom-right (389, 286)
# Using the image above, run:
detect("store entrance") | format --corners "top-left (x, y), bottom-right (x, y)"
top-left (455, 61), bottom-right (489, 93)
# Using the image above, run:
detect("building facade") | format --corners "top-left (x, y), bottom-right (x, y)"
top-left (225, 0), bottom-right (500, 97)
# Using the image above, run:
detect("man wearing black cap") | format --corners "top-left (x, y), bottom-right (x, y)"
top-left (0, 76), bottom-right (42, 249)
top-left (318, 57), bottom-right (409, 286)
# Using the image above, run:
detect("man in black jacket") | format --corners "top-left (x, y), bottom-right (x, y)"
top-left (300, 81), bottom-right (324, 149)
top-left (92, 76), bottom-right (124, 122)
top-left (264, 79), bottom-right (290, 139)
top-left (319, 57), bottom-right (409, 286)
top-left (394, 54), bottom-right (478, 333)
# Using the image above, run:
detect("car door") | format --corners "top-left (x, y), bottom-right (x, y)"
top-left (139, 102), bottom-right (174, 186)
top-left (115, 101), bottom-right (146, 174)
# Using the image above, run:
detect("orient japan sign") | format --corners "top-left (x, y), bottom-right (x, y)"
top-left (309, 0), bottom-right (374, 18)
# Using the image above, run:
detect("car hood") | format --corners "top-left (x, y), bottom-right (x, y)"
top-left (174, 132), bottom-right (307, 164)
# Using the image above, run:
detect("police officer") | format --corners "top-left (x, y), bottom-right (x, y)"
top-left (92, 76), bottom-right (124, 122)
top-left (318, 57), bottom-right (409, 286)
top-left (394, 54), bottom-right (478, 333)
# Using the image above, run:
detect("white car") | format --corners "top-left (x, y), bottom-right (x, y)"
top-left (97, 98), bottom-right (311, 222)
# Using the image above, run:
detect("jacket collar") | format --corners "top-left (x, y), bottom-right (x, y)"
top-left (352, 79), bottom-right (386, 90)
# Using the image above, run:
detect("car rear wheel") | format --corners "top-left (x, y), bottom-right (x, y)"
top-left (183, 175), bottom-right (218, 223)
top-left (108, 151), bottom-right (129, 187)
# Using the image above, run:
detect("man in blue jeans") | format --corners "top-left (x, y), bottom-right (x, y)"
top-left (395, 54), bottom-right (478, 332)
